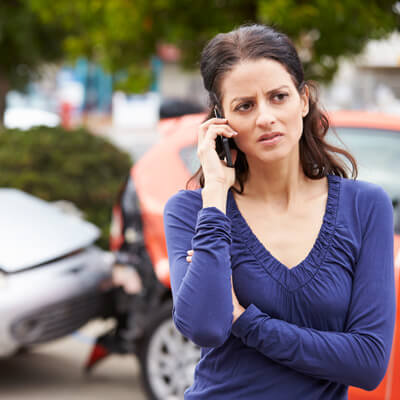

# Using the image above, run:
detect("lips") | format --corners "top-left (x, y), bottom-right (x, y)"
top-left (257, 132), bottom-right (284, 142)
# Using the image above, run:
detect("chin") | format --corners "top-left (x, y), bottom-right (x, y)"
top-left (257, 146), bottom-right (292, 163)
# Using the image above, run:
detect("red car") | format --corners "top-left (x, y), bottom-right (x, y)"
top-left (96, 111), bottom-right (400, 400)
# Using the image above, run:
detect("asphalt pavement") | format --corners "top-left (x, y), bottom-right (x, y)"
top-left (0, 319), bottom-right (147, 400)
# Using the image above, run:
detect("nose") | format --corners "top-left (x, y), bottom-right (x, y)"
top-left (255, 99), bottom-right (276, 128)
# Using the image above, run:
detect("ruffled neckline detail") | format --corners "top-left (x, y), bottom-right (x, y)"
top-left (227, 174), bottom-right (341, 292)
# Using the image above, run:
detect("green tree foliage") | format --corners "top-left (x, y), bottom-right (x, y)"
top-left (0, 1), bottom-right (67, 123)
top-left (0, 126), bottom-right (132, 248)
top-left (257, 0), bottom-right (400, 81)
top-left (28, 0), bottom-right (155, 93)
top-left (1, 1), bottom-right (398, 114)
top-left (29, 0), bottom-right (398, 87)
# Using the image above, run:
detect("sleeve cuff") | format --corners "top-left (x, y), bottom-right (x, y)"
top-left (197, 206), bottom-right (231, 222)
top-left (193, 207), bottom-right (232, 246)
top-left (231, 303), bottom-right (270, 338)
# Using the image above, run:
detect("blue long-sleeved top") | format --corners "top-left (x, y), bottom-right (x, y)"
top-left (163, 174), bottom-right (396, 399)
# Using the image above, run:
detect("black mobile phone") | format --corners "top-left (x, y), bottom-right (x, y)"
top-left (214, 107), bottom-right (234, 168)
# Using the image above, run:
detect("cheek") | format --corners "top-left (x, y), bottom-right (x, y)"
top-left (232, 136), bottom-right (246, 152)
top-left (293, 113), bottom-right (304, 139)
top-left (225, 118), bottom-right (252, 149)
top-left (285, 103), bottom-right (304, 138)
top-left (226, 115), bottom-right (250, 133)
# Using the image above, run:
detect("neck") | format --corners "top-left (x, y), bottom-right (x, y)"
top-left (235, 152), bottom-right (310, 213)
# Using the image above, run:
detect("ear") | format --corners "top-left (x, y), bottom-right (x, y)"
top-left (300, 84), bottom-right (309, 118)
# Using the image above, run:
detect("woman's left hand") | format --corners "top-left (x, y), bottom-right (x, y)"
top-left (186, 249), bottom-right (245, 325)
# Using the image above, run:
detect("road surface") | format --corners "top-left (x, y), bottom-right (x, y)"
top-left (0, 319), bottom-right (147, 400)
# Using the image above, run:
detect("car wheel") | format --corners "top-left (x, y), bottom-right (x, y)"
top-left (137, 299), bottom-right (200, 400)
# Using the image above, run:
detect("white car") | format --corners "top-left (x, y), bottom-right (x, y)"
top-left (4, 107), bottom-right (60, 130)
top-left (0, 188), bottom-right (114, 356)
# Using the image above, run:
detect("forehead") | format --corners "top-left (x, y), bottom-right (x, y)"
top-left (220, 59), bottom-right (296, 100)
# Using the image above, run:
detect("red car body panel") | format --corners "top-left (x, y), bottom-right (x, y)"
top-left (131, 114), bottom-right (205, 286)
top-left (129, 111), bottom-right (400, 398)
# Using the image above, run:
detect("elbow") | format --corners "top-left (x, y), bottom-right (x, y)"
top-left (350, 332), bottom-right (393, 391)
top-left (364, 367), bottom-right (387, 391)
top-left (358, 376), bottom-right (383, 392)
top-left (190, 326), bottom-right (231, 348)
top-left (355, 361), bottom-right (388, 391)
top-left (173, 310), bottom-right (231, 348)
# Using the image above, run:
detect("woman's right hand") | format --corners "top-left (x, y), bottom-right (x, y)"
top-left (197, 117), bottom-right (238, 189)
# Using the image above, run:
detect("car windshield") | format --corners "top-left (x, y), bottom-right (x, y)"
top-left (328, 127), bottom-right (400, 199)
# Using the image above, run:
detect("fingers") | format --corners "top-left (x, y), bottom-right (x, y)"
top-left (200, 123), bottom-right (238, 141)
top-left (186, 249), bottom-right (193, 262)
top-left (208, 124), bottom-right (238, 138)
top-left (201, 117), bottom-right (228, 127)
top-left (196, 116), bottom-right (239, 188)
top-left (198, 119), bottom-right (238, 143)
top-left (197, 124), bottom-right (238, 162)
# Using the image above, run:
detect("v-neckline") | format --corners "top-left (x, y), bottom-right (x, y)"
top-left (227, 174), bottom-right (341, 290)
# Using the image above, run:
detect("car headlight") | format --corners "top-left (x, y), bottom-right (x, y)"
top-left (0, 271), bottom-right (8, 289)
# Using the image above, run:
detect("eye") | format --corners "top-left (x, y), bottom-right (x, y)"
top-left (234, 102), bottom-right (253, 112)
top-left (272, 93), bottom-right (289, 102)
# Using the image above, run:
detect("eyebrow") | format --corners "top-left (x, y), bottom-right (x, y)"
top-left (230, 85), bottom-right (290, 106)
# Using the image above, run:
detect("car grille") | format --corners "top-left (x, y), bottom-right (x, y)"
top-left (11, 291), bottom-right (113, 345)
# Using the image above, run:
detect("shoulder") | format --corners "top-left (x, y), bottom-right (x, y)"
top-left (339, 176), bottom-right (393, 229)
top-left (340, 176), bottom-right (392, 207)
top-left (163, 188), bottom-right (203, 218)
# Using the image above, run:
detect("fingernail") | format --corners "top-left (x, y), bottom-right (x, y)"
top-left (233, 131), bottom-right (238, 135)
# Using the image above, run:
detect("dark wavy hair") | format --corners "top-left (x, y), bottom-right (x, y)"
top-left (186, 24), bottom-right (357, 193)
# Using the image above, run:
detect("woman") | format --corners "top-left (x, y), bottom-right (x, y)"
top-left (163, 24), bottom-right (396, 399)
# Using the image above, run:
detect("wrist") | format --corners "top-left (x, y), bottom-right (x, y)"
top-left (203, 179), bottom-right (230, 193)
top-left (202, 182), bottom-right (229, 214)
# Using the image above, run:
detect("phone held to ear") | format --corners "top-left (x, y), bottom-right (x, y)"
top-left (214, 107), bottom-right (234, 168)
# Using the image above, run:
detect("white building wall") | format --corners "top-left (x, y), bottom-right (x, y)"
top-left (321, 32), bottom-right (400, 113)
top-left (159, 63), bottom-right (207, 106)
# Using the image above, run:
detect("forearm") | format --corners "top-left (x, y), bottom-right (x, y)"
top-left (173, 233), bottom-right (233, 347)
top-left (165, 190), bottom-right (234, 347)
top-left (232, 302), bottom-right (395, 391)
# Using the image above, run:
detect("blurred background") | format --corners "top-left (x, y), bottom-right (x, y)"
top-left (0, 1), bottom-right (400, 399)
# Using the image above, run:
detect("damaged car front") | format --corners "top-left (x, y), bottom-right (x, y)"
top-left (0, 188), bottom-right (114, 356)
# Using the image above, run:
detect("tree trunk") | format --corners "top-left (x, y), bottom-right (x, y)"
top-left (0, 72), bottom-right (10, 129)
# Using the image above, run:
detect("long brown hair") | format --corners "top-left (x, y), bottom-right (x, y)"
top-left (186, 24), bottom-right (357, 193)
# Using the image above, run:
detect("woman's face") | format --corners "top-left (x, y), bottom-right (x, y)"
top-left (220, 58), bottom-right (309, 165)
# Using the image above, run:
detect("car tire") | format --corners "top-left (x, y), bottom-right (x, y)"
top-left (137, 299), bottom-right (200, 400)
